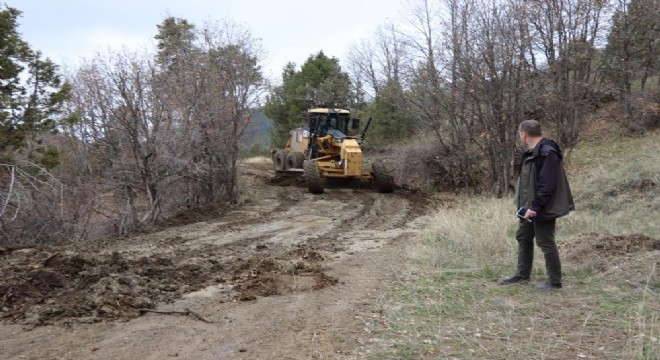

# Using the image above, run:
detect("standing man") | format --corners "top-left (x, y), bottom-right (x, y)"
top-left (500, 120), bottom-right (575, 290)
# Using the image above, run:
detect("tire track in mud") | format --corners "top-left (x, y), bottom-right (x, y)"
top-left (299, 189), bottom-right (419, 261)
top-left (167, 183), bottom-right (427, 360)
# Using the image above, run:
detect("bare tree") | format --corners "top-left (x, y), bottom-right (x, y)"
top-left (525, 0), bottom-right (609, 147)
top-left (58, 19), bottom-right (265, 240)
top-left (63, 53), bottom-right (175, 234)
top-left (348, 24), bottom-right (409, 100)
top-left (0, 161), bottom-right (64, 244)
top-left (397, 0), bottom-right (481, 190)
top-left (473, 0), bottom-right (550, 194)
top-left (156, 21), bottom-right (265, 206)
top-left (348, 0), bottom-right (609, 195)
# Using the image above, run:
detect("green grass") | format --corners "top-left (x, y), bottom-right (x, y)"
top-left (364, 132), bottom-right (660, 359)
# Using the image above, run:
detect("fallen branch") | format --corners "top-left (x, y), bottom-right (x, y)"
top-left (138, 308), bottom-right (214, 323)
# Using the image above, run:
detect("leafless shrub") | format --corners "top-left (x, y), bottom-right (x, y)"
top-left (394, 143), bottom-right (458, 193)
top-left (0, 162), bottom-right (64, 245)
top-left (619, 91), bottom-right (660, 133)
top-left (49, 20), bottom-right (265, 241)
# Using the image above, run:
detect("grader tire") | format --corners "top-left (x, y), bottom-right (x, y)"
top-left (274, 150), bottom-right (287, 170)
top-left (304, 160), bottom-right (324, 194)
top-left (286, 152), bottom-right (305, 170)
top-left (372, 161), bottom-right (394, 193)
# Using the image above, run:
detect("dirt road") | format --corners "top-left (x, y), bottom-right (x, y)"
top-left (0, 160), bottom-right (430, 359)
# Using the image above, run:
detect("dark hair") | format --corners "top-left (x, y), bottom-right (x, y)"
top-left (518, 120), bottom-right (542, 136)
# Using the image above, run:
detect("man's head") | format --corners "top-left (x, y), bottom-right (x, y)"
top-left (518, 120), bottom-right (543, 148)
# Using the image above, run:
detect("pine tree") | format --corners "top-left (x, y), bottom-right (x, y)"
top-left (154, 17), bottom-right (197, 70)
top-left (0, 6), bottom-right (70, 165)
top-left (264, 52), bottom-right (353, 146)
top-left (605, 0), bottom-right (659, 93)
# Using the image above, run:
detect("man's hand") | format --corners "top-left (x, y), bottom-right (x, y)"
top-left (524, 209), bottom-right (537, 219)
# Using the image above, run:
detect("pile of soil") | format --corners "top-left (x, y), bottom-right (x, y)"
top-left (563, 233), bottom-right (660, 272)
top-left (231, 249), bottom-right (336, 301)
top-left (0, 246), bottom-right (335, 326)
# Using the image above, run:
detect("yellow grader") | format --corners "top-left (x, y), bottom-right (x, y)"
top-left (271, 108), bottom-right (394, 194)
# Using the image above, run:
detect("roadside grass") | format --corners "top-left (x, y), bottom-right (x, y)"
top-left (365, 132), bottom-right (659, 359)
top-left (564, 131), bottom-right (660, 239)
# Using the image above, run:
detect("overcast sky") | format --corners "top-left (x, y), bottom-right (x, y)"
top-left (8, 0), bottom-right (408, 82)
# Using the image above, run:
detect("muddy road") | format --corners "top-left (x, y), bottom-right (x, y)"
top-left (0, 160), bottom-right (431, 359)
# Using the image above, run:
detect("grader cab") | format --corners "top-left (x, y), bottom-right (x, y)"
top-left (271, 108), bottom-right (393, 194)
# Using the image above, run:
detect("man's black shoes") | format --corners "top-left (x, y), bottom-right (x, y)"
top-left (534, 282), bottom-right (562, 291)
top-left (499, 275), bottom-right (530, 285)
top-left (500, 276), bottom-right (562, 290)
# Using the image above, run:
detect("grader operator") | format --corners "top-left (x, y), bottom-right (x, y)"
top-left (271, 108), bottom-right (393, 194)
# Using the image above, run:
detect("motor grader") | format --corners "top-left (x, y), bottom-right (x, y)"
top-left (271, 108), bottom-right (394, 194)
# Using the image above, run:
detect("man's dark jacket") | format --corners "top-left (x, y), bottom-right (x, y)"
top-left (516, 138), bottom-right (575, 220)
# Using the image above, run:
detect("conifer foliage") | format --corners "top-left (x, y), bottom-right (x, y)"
top-left (0, 6), bottom-right (70, 164)
top-left (264, 52), bottom-right (352, 147)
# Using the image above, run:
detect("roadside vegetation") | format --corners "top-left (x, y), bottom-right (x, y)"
top-left (2, 0), bottom-right (658, 245)
top-left (363, 131), bottom-right (659, 359)
top-left (0, 0), bottom-right (658, 357)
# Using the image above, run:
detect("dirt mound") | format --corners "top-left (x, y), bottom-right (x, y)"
top-left (604, 177), bottom-right (658, 197)
top-left (231, 249), bottom-right (336, 301)
top-left (160, 205), bottom-right (227, 227)
top-left (0, 245), bottom-right (336, 325)
top-left (563, 233), bottom-right (660, 272)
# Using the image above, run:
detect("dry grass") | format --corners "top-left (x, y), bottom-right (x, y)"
top-left (418, 196), bottom-right (518, 273)
top-left (362, 132), bottom-right (660, 360)
top-left (564, 131), bottom-right (660, 239)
